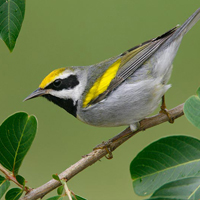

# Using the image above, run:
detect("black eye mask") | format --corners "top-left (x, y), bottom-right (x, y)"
top-left (45, 75), bottom-right (79, 91)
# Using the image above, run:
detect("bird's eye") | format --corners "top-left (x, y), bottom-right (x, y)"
top-left (53, 79), bottom-right (62, 87)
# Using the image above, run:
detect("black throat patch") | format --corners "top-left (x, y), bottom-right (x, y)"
top-left (44, 94), bottom-right (78, 117)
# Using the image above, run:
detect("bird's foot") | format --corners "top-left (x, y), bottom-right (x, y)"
top-left (93, 140), bottom-right (113, 159)
top-left (93, 124), bottom-right (140, 159)
top-left (160, 95), bottom-right (174, 123)
top-left (159, 107), bottom-right (174, 123)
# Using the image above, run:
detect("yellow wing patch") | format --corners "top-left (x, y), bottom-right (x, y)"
top-left (83, 59), bottom-right (121, 108)
top-left (39, 68), bottom-right (65, 89)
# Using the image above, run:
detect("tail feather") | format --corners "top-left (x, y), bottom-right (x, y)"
top-left (165, 8), bottom-right (200, 44)
top-left (178, 8), bottom-right (200, 35)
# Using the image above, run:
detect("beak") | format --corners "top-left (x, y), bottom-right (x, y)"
top-left (23, 88), bottom-right (49, 102)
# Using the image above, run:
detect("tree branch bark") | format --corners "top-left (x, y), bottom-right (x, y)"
top-left (20, 103), bottom-right (184, 200)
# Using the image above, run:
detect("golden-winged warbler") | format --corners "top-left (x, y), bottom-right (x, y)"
top-left (24, 8), bottom-right (200, 131)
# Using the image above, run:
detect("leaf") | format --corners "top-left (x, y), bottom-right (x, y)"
top-left (46, 196), bottom-right (63, 200)
top-left (57, 185), bottom-right (64, 195)
top-left (184, 88), bottom-right (200, 129)
top-left (130, 136), bottom-right (200, 196)
top-left (52, 174), bottom-right (60, 182)
top-left (5, 188), bottom-right (22, 200)
top-left (16, 175), bottom-right (25, 186)
top-left (146, 177), bottom-right (200, 200)
top-left (0, 112), bottom-right (37, 175)
top-left (0, 175), bottom-right (10, 199)
top-left (0, 0), bottom-right (25, 51)
top-left (71, 194), bottom-right (87, 200)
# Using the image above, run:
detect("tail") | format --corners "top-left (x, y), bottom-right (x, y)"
top-left (166, 8), bottom-right (200, 44)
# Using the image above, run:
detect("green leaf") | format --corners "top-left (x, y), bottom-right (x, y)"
top-left (72, 194), bottom-right (87, 200)
top-left (0, 175), bottom-right (5, 182)
top-left (0, 175), bottom-right (10, 199)
top-left (46, 196), bottom-right (63, 200)
top-left (16, 175), bottom-right (25, 186)
top-left (0, 112), bottom-right (37, 175)
top-left (0, 0), bottom-right (25, 51)
top-left (57, 185), bottom-right (64, 195)
top-left (5, 188), bottom-right (22, 200)
top-left (130, 136), bottom-right (200, 196)
top-left (196, 87), bottom-right (200, 97)
top-left (52, 174), bottom-right (60, 182)
top-left (184, 88), bottom-right (200, 129)
top-left (147, 177), bottom-right (200, 200)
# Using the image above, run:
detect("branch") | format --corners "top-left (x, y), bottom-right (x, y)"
top-left (20, 103), bottom-right (184, 200)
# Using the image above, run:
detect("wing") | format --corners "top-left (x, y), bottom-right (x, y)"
top-left (84, 26), bottom-right (178, 107)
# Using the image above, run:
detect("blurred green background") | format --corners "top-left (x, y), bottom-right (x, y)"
top-left (0, 1), bottom-right (200, 199)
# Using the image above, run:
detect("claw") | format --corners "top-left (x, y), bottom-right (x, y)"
top-left (160, 108), bottom-right (174, 123)
top-left (94, 141), bottom-right (113, 159)
top-left (93, 126), bottom-right (137, 159)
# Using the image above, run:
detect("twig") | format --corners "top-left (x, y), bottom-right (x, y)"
top-left (20, 103), bottom-right (184, 200)
top-left (61, 180), bottom-right (72, 200)
top-left (0, 163), bottom-right (26, 190)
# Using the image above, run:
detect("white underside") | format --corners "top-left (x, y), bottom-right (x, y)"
top-left (77, 38), bottom-right (182, 130)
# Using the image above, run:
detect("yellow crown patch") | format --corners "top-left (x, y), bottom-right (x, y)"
top-left (39, 68), bottom-right (65, 88)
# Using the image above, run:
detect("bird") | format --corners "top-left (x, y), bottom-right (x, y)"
top-left (24, 8), bottom-right (200, 132)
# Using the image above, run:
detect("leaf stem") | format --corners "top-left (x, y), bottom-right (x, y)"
top-left (0, 164), bottom-right (29, 192)
top-left (61, 180), bottom-right (72, 200)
